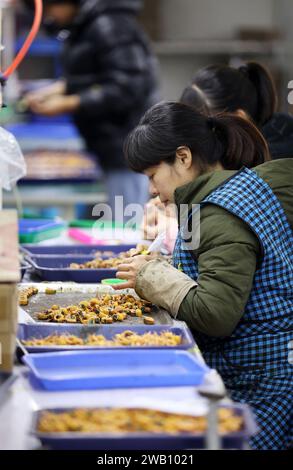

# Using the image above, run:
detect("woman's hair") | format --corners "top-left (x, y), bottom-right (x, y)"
top-left (180, 62), bottom-right (277, 127)
top-left (124, 101), bottom-right (271, 173)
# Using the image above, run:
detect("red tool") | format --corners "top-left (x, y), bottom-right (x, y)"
top-left (1, 0), bottom-right (43, 80)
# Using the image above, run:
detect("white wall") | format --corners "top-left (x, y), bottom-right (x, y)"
top-left (156, 0), bottom-right (276, 99)
top-left (157, 55), bottom-right (212, 100)
top-left (271, 0), bottom-right (293, 109)
top-left (160, 0), bottom-right (275, 40)
top-left (273, 0), bottom-right (293, 39)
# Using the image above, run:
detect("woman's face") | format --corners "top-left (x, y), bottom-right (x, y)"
top-left (144, 147), bottom-right (198, 204)
top-left (44, 4), bottom-right (78, 27)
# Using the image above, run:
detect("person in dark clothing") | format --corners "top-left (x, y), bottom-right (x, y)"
top-left (24, 0), bottom-right (160, 213)
top-left (180, 61), bottom-right (293, 159)
top-left (262, 112), bottom-right (293, 158)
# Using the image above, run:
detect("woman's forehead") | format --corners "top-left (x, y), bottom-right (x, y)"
top-left (144, 164), bottom-right (160, 176)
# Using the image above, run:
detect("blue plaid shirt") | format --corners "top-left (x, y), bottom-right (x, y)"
top-left (173, 167), bottom-right (293, 449)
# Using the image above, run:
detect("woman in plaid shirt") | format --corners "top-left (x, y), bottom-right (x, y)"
top-left (115, 102), bottom-right (293, 450)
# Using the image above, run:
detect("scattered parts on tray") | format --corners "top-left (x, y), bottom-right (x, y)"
top-left (23, 150), bottom-right (98, 179)
top-left (143, 316), bottom-right (155, 325)
top-left (45, 288), bottom-right (57, 295)
top-left (19, 286), bottom-right (38, 306)
top-left (22, 330), bottom-right (182, 347)
top-left (69, 244), bottom-right (150, 270)
top-left (70, 258), bottom-right (124, 269)
top-left (35, 294), bottom-right (154, 324)
top-left (37, 408), bottom-right (244, 434)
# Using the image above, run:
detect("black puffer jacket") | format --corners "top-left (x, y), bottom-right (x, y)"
top-left (262, 112), bottom-right (293, 159)
top-left (61, 0), bottom-right (159, 169)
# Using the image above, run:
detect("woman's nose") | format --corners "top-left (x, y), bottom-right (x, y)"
top-left (149, 180), bottom-right (158, 198)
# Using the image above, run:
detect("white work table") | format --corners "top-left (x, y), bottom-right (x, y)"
top-left (0, 284), bottom-right (228, 451)
top-left (0, 365), bottom-right (228, 450)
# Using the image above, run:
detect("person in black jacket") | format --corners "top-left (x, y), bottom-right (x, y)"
top-left (180, 62), bottom-right (293, 159)
top-left (24, 0), bottom-right (160, 215)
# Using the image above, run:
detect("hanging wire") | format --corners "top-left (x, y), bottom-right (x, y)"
top-left (1, 0), bottom-right (43, 80)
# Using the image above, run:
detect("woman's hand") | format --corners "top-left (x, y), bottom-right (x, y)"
top-left (142, 198), bottom-right (160, 240)
top-left (113, 255), bottom-right (153, 290)
top-left (29, 95), bottom-right (80, 116)
top-left (142, 197), bottom-right (177, 241)
top-left (23, 80), bottom-right (66, 108)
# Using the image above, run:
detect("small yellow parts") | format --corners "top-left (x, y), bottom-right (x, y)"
top-left (68, 244), bottom-right (150, 269)
top-left (23, 330), bottom-right (183, 347)
top-left (35, 294), bottom-right (155, 324)
top-left (135, 308), bottom-right (143, 317)
top-left (19, 296), bottom-right (28, 306)
top-left (143, 316), bottom-right (155, 325)
top-left (19, 286), bottom-right (38, 306)
top-left (45, 288), bottom-right (57, 295)
top-left (37, 407), bottom-right (244, 434)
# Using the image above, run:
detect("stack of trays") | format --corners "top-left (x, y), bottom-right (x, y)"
top-left (25, 255), bottom-right (118, 283)
top-left (19, 219), bottom-right (65, 244)
top-left (31, 404), bottom-right (256, 450)
top-left (21, 244), bottom-right (136, 256)
top-left (18, 246), bottom-right (257, 450)
top-left (18, 324), bottom-right (195, 353)
top-left (23, 349), bottom-right (209, 391)
top-left (21, 244), bottom-right (136, 282)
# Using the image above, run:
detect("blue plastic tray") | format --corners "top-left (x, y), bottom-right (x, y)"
top-left (31, 404), bottom-right (256, 450)
top-left (30, 115), bottom-right (71, 124)
top-left (15, 36), bottom-right (61, 56)
top-left (23, 350), bottom-right (209, 391)
top-left (19, 175), bottom-right (100, 185)
top-left (19, 219), bottom-right (65, 234)
top-left (19, 151), bottom-right (101, 185)
top-left (20, 261), bottom-right (30, 279)
top-left (18, 324), bottom-right (195, 353)
top-left (19, 219), bottom-right (66, 244)
top-left (28, 255), bottom-right (117, 282)
top-left (6, 122), bottom-right (79, 140)
top-left (21, 244), bottom-right (136, 256)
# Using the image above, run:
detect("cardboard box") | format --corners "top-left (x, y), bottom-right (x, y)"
top-left (0, 284), bottom-right (18, 373)
top-left (0, 210), bottom-right (20, 283)
top-left (0, 332), bottom-right (16, 372)
top-left (0, 210), bottom-right (19, 372)
top-left (0, 284), bottom-right (18, 333)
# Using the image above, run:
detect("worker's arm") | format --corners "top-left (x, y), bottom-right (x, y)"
top-left (24, 80), bottom-right (80, 116)
top-left (24, 80), bottom-right (66, 105)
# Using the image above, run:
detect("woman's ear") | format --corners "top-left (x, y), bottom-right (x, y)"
top-left (175, 146), bottom-right (193, 169)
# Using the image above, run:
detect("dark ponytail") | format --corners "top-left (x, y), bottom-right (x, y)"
top-left (124, 101), bottom-right (271, 173)
top-left (180, 85), bottom-right (210, 115)
top-left (238, 62), bottom-right (277, 126)
top-left (180, 62), bottom-right (277, 127)
top-left (207, 113), bottom-right (270, 170)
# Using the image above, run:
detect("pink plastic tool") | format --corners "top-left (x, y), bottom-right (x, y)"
top-left (68, 228), bottom-right (107, 245)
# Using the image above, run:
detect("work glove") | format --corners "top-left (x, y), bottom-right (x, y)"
top-left (135, 258), bottom-right (197, 317)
